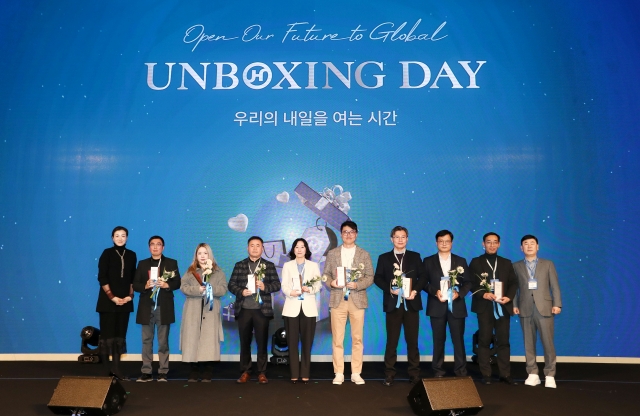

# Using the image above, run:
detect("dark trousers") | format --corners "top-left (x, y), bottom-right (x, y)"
top-left (384, 307), bottom-right (420, 379)
top-left (477, 310), bottom-right (511, 377)
top-left (284, 310), bottom-right (316, 379)
top-left (430, 312), bottom-right (467, 376)
top-left (237, 309), bottom-right (270, 374)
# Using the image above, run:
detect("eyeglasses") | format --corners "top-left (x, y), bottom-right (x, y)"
top-left (484, 241), bottom-right (500, 246)
top-left (342, 230), bottom-right (357, 236)
top-left (437, 240), bottom-right (452, 245)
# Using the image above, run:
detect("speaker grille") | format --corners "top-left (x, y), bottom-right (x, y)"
top-left (49, 377), bottom-right (114, 409)
top-left (422, 377), bottom-right (483, 411)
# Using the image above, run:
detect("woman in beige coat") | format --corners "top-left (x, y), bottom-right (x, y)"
top-left (281, 238), bottom-right (322, 383)
top-left (180, 243), bottom-right (227, 382)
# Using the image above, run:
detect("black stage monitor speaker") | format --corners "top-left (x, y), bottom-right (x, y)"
top-left (407, 376), bottom-right (483, 416)
top-left (48, 376), bottom-right (127, 415)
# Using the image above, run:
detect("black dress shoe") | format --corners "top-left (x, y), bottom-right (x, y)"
top-left (382, 376), bottom-right (394, 386)
top-left (409, 377), bottom-right (421, 385)
top-left (291, 379), bottom-right (298, 384)
top-left (301, 379), bottom-right (310, 384)
top-left (481, 376), bottom-right (492, 385)
top-left (499, 376), bottom-right (518, 385)
top-left (434, 374), bottom-right (444, 378)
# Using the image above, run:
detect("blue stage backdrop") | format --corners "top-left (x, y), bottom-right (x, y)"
top-left (1, 1), bottom-right (639, 358)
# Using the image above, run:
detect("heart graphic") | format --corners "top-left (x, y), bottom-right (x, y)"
top-left (276, 191), bottom-right (289, 203)
top-left (227, 214), bottom-right (248, 232)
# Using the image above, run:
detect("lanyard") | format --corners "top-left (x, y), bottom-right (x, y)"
top-left (153, 257), bottom-right (162, 274)
top-left (394, 252), bottom-right (405, 272)
top-left (248, 259), bottom-right (262, 275)
top-left (297, 261), bottom-right (306, 285)
top-left (486, 258), bottom-right (497, 280)
top-left (526, 258), bottom-right (538, 279)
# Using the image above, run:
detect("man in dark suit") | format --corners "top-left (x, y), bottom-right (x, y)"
top-left (133, 235), bottom-right (181, 382)
top-left (374, 226), bottom-right (426, 386)
top-left (469, 232), bottom-right (518, 385)
top-left (513, 235), bottom-right (562, 388)
top-left (423, 230), bottom-right (471, 378)
top-left (228, 236), bottom-right (281, 384)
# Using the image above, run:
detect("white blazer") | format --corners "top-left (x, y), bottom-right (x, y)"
top-left (281, 259), bottom-right (322, 318)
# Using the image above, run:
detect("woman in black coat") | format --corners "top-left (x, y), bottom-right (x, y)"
top-left (96, 226), bottom-right (137, 380)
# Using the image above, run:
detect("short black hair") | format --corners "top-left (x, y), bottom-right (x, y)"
top-left (521, 234), bottom-right (538, 245)
top-left (483, 232), bottom-right (500, 242)
top-left (340, 220), bottom-right (358, 233)
top-left (288, 238), bottom-right (312, 260)
top-left (148, 235), bottom-right (164, 246)
top-left (390, 226), bottom-right (408, 238)
top-left (247, 236), bottom-right (264, 245)
top-left (112, 226), bottom-right (128, 237)
top-left (435, 229), bottom-right (453, 241)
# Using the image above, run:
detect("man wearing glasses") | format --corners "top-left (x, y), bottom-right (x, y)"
top-left (323, 220), bottom-right (374, 385)
top-left (469, 232), bottom-right (518, 385)
top-left (423, 230), bottom-right (471, 378)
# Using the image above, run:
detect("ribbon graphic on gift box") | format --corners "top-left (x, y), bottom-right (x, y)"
top-left (294, 182), bottom-right (351, 231)
top-left (320, 185), bottom-right (352, 215)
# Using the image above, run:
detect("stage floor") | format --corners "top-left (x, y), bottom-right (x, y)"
top-left (1, 360), bottom-right (638, 415)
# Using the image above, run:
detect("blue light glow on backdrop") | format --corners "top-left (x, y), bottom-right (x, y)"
top-left (1, 1), bottom-right (639, 358)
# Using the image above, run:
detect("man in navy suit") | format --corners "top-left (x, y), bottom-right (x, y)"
top-left (423, 230), bottom-right (471, 378)
top-left (513, 235), bottom-right (562, 388)
top-left (374, 226), bottom-right (426, 386)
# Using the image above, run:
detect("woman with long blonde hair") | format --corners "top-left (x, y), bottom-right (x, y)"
top-left (179, 243), bottom-right (227, 382)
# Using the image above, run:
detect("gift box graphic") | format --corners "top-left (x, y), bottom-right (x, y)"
top-left (222, 303), bottom-right (235, 322)
top-left (294, 182), bottom-right (350, 230)
top-left (302, 222), bottom-right (338, 263)
top-left (261, 239), bottom-right (286, 264)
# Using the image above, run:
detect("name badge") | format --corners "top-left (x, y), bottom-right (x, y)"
top-left (490, 279), bottom-right (499, 292)
top-left (528, 279), bottom-right (538, 290)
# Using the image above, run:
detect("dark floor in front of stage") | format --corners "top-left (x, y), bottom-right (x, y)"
top-left (0, 361), bottom-right (638, 415)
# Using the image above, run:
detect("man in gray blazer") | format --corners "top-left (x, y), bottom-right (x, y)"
top-left (513, 235), bottom-right (562, 388)
top-left (323, 220), bottom-right (374, 385)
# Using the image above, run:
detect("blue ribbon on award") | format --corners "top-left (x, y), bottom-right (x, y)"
top-left (493, 301), bottom-right (504, 319)
top-left (203, 282), bottom-right (214, 311)
top-left (343, 268), bottom-right (352, 301)
top-left (152, 286), bottom-right (160, 310)
top-left (257, 291), bottom-right (263, 305)
top-left (447, 286), bottom-right (459, 312)
top-left (393, 280), bottom-right (409, 311)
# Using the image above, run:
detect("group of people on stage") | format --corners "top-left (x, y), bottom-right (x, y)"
top-left (96, 221), bottom-right (562, 389)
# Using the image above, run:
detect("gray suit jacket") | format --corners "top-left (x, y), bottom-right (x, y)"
top-left (323, 245), bottom-right (374, 309)
top-left (513, 258), bottom-right (562, 317)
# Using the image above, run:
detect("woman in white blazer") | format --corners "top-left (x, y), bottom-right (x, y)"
top-left (281, 238), bottom-right (322, 383)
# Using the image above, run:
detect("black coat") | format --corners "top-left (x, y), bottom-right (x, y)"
top-left (469, 254), bottom-right (517, 316)
top-left (374, 250), bottom-right (426, 313)
top-left (96, 246), bottom-right (137, 313)
top-left (133, 256), bottom-right (181, 325)
top-left (423, 253), bottom-right (470, 319)
top-left (227, 258), bottom-right (281, 319)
